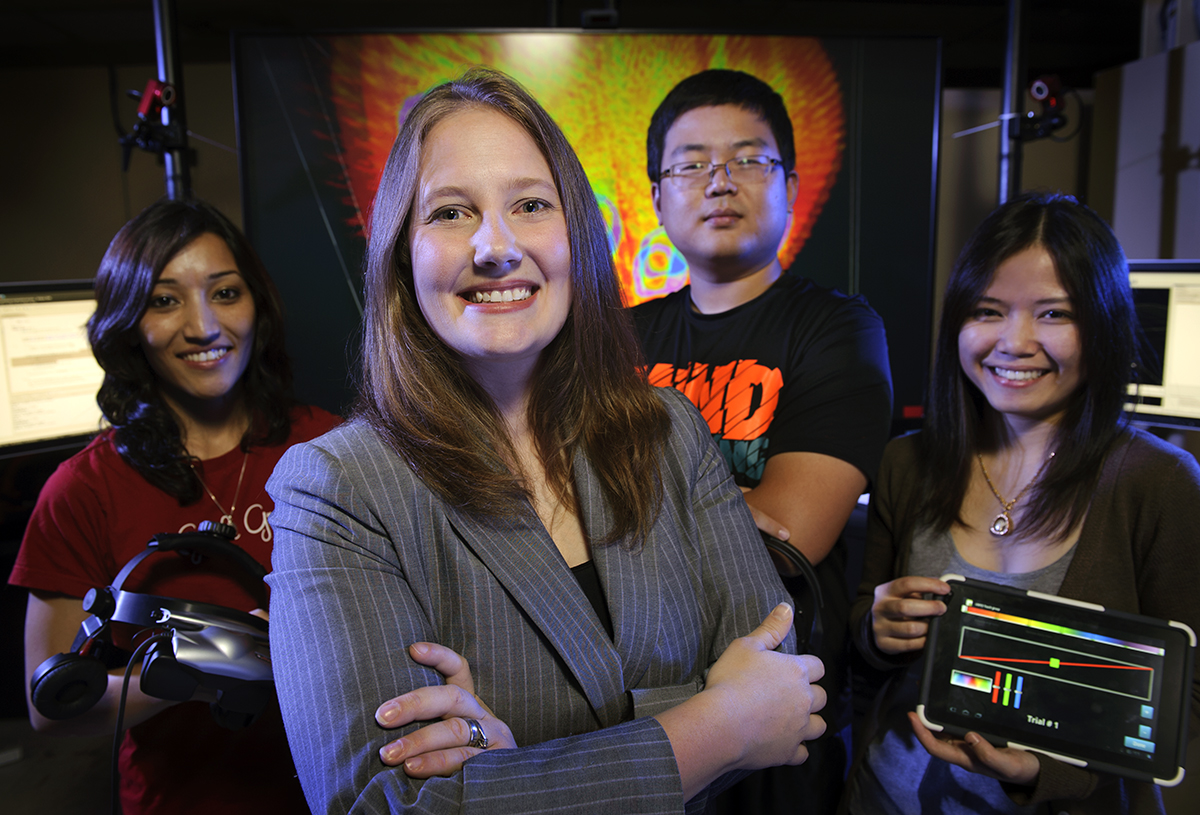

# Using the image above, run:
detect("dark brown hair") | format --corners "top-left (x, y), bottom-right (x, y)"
top-left (88, 198), bottom-right (294, 503)
top-left (357, 67), bottom-right (669, 546)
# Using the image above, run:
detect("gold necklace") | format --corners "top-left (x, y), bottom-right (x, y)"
top-left (977, 451), bottom-right (1055, 537)
top-left (192, 451), bottom-right (249, 531)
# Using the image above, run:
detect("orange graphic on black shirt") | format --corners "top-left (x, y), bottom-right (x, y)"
top-left (647, 361), bottom-right (782, 441)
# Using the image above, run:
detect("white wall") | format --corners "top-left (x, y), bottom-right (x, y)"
top-left (1111, 38), bottom-right (1200, 259)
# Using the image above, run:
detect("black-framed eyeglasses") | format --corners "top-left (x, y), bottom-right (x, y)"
top-left (658, 155), bottom-right (784, 186)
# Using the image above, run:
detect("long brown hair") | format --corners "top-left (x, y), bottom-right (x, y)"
top-left (357, 67), bottom-right (669, 546)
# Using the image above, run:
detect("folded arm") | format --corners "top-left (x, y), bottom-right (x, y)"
top-left (266, 410), bottom-right (823, 813)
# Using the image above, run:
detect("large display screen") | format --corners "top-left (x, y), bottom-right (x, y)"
top-left (235, 30), bottom-right (939, 418)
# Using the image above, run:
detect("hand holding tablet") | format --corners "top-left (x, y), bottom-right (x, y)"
top-left (917, 575), bottom-right (1195, 787)
top-left (908, 710), bottom-right (1041, 785)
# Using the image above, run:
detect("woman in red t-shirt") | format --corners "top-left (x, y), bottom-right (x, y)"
top-left (12, 198), bottom-right (338, 814)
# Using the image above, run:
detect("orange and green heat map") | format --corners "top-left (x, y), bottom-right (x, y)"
top-left (321, 32), bottom-right (845, 305)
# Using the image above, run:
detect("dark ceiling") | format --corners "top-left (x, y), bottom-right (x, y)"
top-left (0, 0), bottom-right (1145, 89)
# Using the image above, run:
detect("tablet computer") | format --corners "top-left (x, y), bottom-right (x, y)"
top-left (917, 575), bottom-right (1195, 786)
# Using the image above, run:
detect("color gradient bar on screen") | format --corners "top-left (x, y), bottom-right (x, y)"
top-left (951, 670), bottom-right (993, 694)
top-left (1015, 674), bottom-right (1023, 709)
top-left (962, 605), bottom-right (1164, 656)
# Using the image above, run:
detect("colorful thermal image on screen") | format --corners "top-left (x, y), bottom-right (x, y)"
top-left (320, 32), bottom-right (845, 305)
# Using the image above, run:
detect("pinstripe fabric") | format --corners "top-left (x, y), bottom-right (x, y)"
top-left (266, 388), bottom-right (794, 814)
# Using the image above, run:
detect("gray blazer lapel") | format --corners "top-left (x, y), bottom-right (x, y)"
top-left (442, 501), bottom-right (631, 727)
top-left (574, 451), bottom-right (665, 703)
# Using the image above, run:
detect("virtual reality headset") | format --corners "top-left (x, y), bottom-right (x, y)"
top-left (31, 522), bottom-right (274, 730)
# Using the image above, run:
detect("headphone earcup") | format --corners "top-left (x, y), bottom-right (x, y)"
top-left (30, 652), bottom-right (109, 720)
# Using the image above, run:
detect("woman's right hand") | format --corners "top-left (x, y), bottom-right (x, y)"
top-left (657, 603), bottom-right (827, 800)
top-left (870, 576), bottom-right (950, 655)
top-left (374, 642), bottom-right (516, 778)
top-left (704, 603), bottom-right (828, 769)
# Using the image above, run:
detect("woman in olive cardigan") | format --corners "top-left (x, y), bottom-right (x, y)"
top-left (845, 192), bottom-right (1200, 815)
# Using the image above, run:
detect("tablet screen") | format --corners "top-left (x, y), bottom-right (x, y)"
top-left (918, 576), bottom-right (1194, 785)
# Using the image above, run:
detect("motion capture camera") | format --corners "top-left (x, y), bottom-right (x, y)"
top-left (118, 76), bottom-right (189, 171)
top-left (1022, 74), bottom-right (1069, 142)
top-left (30, 522), bottom-right (274, 730)
top-left (130, 78), bottom-right (177, 120)
top-left (1029, 75), bottom-right (1062, 105)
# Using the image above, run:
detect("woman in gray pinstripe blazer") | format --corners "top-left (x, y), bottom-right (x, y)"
top-left (266, 68), bottom-right (826, 814)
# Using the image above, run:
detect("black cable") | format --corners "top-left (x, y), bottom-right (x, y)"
top-left (106, 65), bottom-right (128, 140)
top-left (106, 65), bottom-right (134, 219)
top-left (111, 632), bottom-right (172, 815)
top-left (1049, 88), bottom-right (1085, 143)
top-left (761, 534), bottom-right (825, 656)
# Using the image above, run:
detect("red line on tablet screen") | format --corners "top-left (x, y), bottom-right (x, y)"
top-left (962, 655), bottom-right (1153, 671)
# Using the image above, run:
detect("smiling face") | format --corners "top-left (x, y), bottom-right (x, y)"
top-left (958, 245), bottom-right (1084, 429)
top-left (408, 106), bottom-right (572, 389)
top-left (651, 104), bottom-right (798, 284)
top-left (137, 232), bottom-right (256, 414)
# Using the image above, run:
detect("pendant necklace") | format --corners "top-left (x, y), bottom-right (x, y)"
top-left (192, 451), bottom-right (249, 532)
top-left (977, 451), bottom-right (1055, 537)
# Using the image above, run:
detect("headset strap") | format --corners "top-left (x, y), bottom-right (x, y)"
top-left (110, 531), bottom-right (267, 594)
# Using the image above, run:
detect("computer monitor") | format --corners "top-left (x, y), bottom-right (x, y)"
top-left (0, 281), bottom-right (104, 458)
top-left (1126, 259), bottom-right (1200, 430)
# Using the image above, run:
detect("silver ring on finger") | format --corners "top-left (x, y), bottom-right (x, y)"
top-left (464, 717), bottom-right (489, 749)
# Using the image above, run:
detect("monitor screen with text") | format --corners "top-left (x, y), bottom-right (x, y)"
top-left (0, 282), bottom-right (104, 453)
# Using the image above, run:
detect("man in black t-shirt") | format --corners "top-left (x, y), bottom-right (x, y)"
top-left (633, 69), bottom-right (893, 815)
